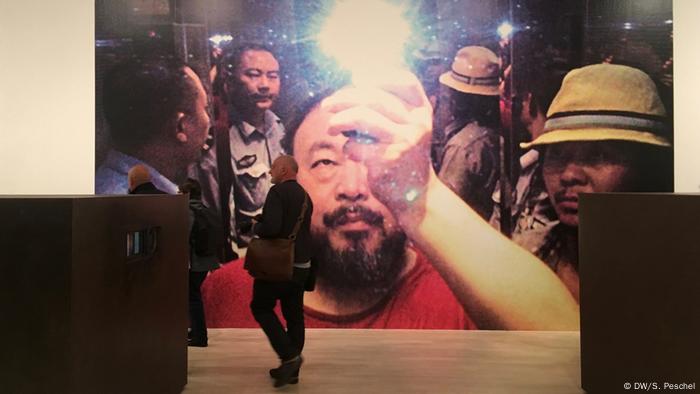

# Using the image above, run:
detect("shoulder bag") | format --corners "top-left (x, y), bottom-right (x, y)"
top-left (244, 193), bottom-right (309, 281)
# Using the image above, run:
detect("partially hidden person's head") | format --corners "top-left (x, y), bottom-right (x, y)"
top-left (103, 59), bottom-right (210, 166)
top-left (438, 46), bottom-right (501, 129)
top-left (521, 63), bottom-right (673, 228)
top-left (222, 43), bottom-right (280, 116)
top-left (127, 164), bottom-right (151, 192)
top-left (269, 155), bottom-right (298, 185)
top-left (178, 178), bottom-right (202, 200)
top-left (413, 39), bottom-right (447, 96)
top-left (514, 61), bottom-right (569, 140)
top-left (281, 91), bottom-right (408, 302)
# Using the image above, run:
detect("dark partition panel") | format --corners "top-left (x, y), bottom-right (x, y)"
top-left (579, 193), bottom-right (700, 394)
top-left (0, 195), bottom-right (188, 394)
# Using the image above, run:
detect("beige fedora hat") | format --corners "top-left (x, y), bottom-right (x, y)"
top-left (521, 63), bottom-right (671, 149)
top-left (439, 46), bottom-right (500, 96)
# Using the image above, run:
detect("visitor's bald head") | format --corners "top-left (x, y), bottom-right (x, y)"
top-left (275, 155), bottom-right (298, 174)
top-left (128, 164), bottom-right (151, 191)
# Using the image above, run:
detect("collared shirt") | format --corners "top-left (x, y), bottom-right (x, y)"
top-left (95, 149), bottom-right (178, 195)
top-left (227, 110), bottom-right (285, 233)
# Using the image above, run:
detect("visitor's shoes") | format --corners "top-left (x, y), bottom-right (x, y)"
top-left (273, 356), bottom-right (303, 387)
top-left (187, 338), bottom-right (208, 347)
top-left (269, 367), bottom-right (299, 384)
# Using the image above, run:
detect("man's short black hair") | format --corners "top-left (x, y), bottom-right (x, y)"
top-left (102, 58), bottom-right (199, 150)
top-left (221, 43), bottom-right (276, 78)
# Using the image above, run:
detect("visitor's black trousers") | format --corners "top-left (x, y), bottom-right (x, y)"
top-left (250, 268), bottom-right (309, 361)
top-left (189, 270), bottom-right (209, 340)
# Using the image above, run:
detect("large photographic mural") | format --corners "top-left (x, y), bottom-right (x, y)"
top-left (95, 0), bottom-right (673, 329)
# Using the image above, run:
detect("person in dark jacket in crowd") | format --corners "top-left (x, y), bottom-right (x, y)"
top-left (191, 44), bottom-right (285, 255)
top-left (249, 154), bottom-right (313, 388)
top-left (179, 178), bottom-right (222, 347)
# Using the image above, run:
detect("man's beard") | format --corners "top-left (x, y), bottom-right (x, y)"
top-left (312, 204), bottom-right (408, 307)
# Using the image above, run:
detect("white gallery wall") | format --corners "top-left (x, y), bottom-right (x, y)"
top-left (0, 0), bottom-right (698, 194)
top-left (671, 0), bottom-right (700, 192)
top-left (0, 1), bottom-right (94, 194)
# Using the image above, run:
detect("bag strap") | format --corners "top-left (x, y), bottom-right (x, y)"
top-left (214, 125), bottom-right (233, 244)
top-left (289, 192), bottom-right (309, 241)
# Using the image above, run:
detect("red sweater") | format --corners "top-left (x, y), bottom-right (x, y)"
top-left (202, 249), bottom-right (476, 329)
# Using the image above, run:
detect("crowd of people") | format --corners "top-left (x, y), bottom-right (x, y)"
top-left (95, 35), bottom-right (673, 387)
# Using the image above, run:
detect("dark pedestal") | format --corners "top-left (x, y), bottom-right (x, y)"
top-left (579, 193), bottom-right (700, 394)
top-left (0, 195), bottom-right (188, 394)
